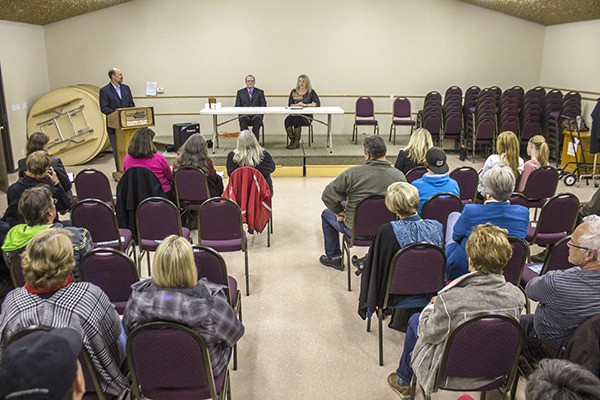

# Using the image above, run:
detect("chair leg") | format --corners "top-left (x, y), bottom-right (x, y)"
top-left (270, 215), bottom-right (273, 234)
top-left (137, 249), bottom-right (145, 276)
top-left (378, 308), bottom-right (384, 366)
top-left (233, 343), bottom-right (238, 371)
top-left (267, 218), bottom-right (271, 248)
top-left (374, 124), bottom-right (379, 136)
top-left (389, 124), bottom-right (393, 142)
top-left (244, 248), bottom-right (249, 296)
top-left (342, 239), bottom-right (351, 291)
top-left (481, 391), bottom-right (487, 400)
top-left (352, 124), bottom-right (357, 144)
top-left (146, 252), bottom-right (151, 276)
top-left (367, 316), bottom-right (371, 332)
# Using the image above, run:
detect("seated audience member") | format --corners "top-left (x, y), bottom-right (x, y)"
top-left (0, 328), bottom-right (86, 400)
top-left (320, 135), bottom-right (406, 270)
top-left (235, 74), bottom-right (267, 140)
top-left (394, 128), bottom-right (434, 175)
top-left (18, 131), bottom-right (74, 198)
top-left (226, 130), bottom-right (276, 194)
top-left (411, 147), bottom-right (459, 214)
top-left (579, 186), bottom-right (600, 223)
top-left (4, 151), bottom-right (71, 227)
top-left (445, 165), bottom-right (529, 280)
top-left (388, 224), bottom-right (524, 399)
top-left (526, 359), bottom-right (600, 400)
top-left (173, 133), bottom-right (223, 197)
top-left (358, 182), bottom-right (443, 319)
top-left (517, 135), bottom-right (549, 192)
top-left (2, 186), bottom-right (92, 278)
top-left (123, 127), bottom-right (173, 198)
top-left (478, 131), bottom-right (523, 194)
top-left (521, 215), bottom-right (600, 361)
top-left (123, 235), bottom-right (244, 377)
top-left (0, 229), bottom-right (128, 396)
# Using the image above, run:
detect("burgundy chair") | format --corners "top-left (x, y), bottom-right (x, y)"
top-left (172, 167), bottom-right (211, 217)
top-left (520, 166), bottom-right (560, 220)
top-left (71, 199), bottom-right (136, 260)
top-left (127, 321), bottom-right (231, 400)
top-left (192, 245), bottom-right (242, 370)
top-left (502, 237), bottom-right (529, 287)
top-left (135, 197), bottom-right (191, 276)
top-left (526, 193), bottom-right (579, 247)
top-left (405, 166), bottom-right (428, 184)
top-left (509, 192), bottom-right (529, 208)
top-left (342, 195), bottom-right (396, 292)
top-left (410, 314), bottom-right (524, 400)
top-left (421, 193), bottom-right (464, 236)
top-left (6, 253), bottom-right (24, 287)
top-left (372, 243), bottom-right (446, 366)
top-left (389, 97), bottom-right (415, 144)
top-left (74, 168), bottom-right (114, 208)
top-left (352, 97), bottom-right (379, 144)
top-left (198, 197), bottom-right (249, 295)
top-left (79, 248), bottom-right (139, 314)
top-left (449, 166), bottom-right (479, 204)
top-left (9, 326), bottom-right (117, 400)
top-left (521, 235), bottom-right (574, 286)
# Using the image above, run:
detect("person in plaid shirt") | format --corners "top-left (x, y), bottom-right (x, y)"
top-left (0, 228), bottom-right (128, 396)
top-left (123, 235), bottom-right (244, 376)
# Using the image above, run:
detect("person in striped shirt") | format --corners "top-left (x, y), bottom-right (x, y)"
top-left (521, 215), bottom-right (600, 360)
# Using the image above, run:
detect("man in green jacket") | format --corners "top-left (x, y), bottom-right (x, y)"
top-left (320, 135), bottom-right (406, 270)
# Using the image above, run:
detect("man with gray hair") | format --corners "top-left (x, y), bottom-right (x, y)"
top-left (320, 135), bottom-right (405, 270)
top-left (445, 165), bottom-right (529, 280)
top-left (526, 359), bottom-right (600, 400)
top-left (521, 214), bottom-right (600, 360)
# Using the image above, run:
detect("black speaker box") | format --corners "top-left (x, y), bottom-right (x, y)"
top-left (172, 122), bottom-right (200, 151)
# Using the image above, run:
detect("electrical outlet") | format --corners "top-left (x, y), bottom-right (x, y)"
top-left (157, 87), bottom-right (164, 94)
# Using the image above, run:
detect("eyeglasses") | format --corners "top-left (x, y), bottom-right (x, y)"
top-left (567, 240), bottom-right (594, 252)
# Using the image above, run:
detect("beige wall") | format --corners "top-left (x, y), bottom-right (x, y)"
top-left (42, 0), bottom-right (546, 138)
top-left (0, 20), bottom-right (49, 165)
top-left (540, 19), bottom-right (600, 121)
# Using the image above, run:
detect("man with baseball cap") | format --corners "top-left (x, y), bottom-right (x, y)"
top-left (411, 147), bottom-right (460, 214)
top-left (0, 328), bottom-right (85, 400)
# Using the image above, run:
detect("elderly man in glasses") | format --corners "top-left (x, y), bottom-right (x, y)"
top-left (520, 214), bottom-right (600, 361)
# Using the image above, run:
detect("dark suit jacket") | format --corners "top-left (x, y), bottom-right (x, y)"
top-left (99, 83), bottom-right (135, 134)
top-left (235, 87), bottom-right (267, 108)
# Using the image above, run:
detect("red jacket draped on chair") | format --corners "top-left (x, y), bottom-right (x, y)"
top-left (224, 167), bottom-right (271, 233)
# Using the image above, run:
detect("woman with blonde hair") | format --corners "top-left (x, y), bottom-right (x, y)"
top-left (123, 235), bottom-right (244, 376)
top-left (517, 135), bottom-right (549, 192)
top-left (394, 128), bottom-right (434, 175)
top-left (284, 74), bottom-right (321, 149)
top-left (0, 228), bottom-right (128, 396)
top-left (478, 131), bottom-right (524, 194)
top-left (226, 130), bottom-right (276, 192)
top-left (173, 133), bottom-right (223, 197)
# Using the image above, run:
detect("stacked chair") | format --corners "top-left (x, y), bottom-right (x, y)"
top-left (519, 87), bottom-right (545, 145)
top-left (543, 89), bottom-right (564, 165)
top-left (498, 88), bottom-right (522, 136)
top-left (441, 86), bottom-right (463, 147)
top-left (465, 88), bottom-right (497, 159)
top-left (462, 86), bottom-right (481, 134)
top-left (553, 91), bottom-right (583, 165)
top-left (417, 91), bottom-right (443, 143)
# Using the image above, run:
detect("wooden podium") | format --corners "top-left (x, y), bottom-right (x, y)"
top-left (106, 106), bottom-right (154, 180)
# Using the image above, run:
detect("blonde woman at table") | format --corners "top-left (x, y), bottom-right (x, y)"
top-left (284, 74), bottom-right (321, 149)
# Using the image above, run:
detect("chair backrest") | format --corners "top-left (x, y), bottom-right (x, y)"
top-left (79, 248), bottom-right (139, 313)
top-left (71, 199), bottom-right (124, 249)
top-left (421, 193), bottom-right (463, 233)
top-left (509, 193), bottom-right (529, 208)
top-left (522, 166), bottom-right (559, 200)
top-left (173, 167), bottom-right (211, 209)
top-left (385, 243), bottom-right (445, 303)
top-left (393, 97), bottom-right (411, 119)
top-left (74, 168), bottom-right (113, 206)
top-left (198, 197), bottom-right (244, 242)
top-left (434, 314), bottom-right (523, 393)
top-left (355, 96), bottom-right (375, 118)
top-left (449, 166), bottom-right (479, 203)
top-left (7, 253), bottom-right (25, 287)
top-left (192, 245), bottom-right (233, 305)
top-left (127, 321), bottom-right (223, 400)
top-left (136, 197), bottom-right (183, 245)
top-left (8, 325), bottom-right (109, 400)
top-left (533, 193), bottom-right (580, 239)
top-left (351, 195), bottom-right (396, 241)
top-left (405, 166), bottom-right (428, 183)
top-left (503, 237), bottom-right (529, 286)
top-left (541, 235), bottom-right (575, 275)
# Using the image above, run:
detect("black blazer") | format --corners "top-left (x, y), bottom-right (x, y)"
top-left (235, 87), bottom-right (267, 107)
top-left (99, 83), bottom-right (135, 116)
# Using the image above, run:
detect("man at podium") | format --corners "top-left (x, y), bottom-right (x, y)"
top-left (100, 67), bottom-right (135, 169)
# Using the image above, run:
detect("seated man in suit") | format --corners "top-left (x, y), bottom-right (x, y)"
top-left (235, 75), bottom-right (267, 140)
top-left (520, 214), bottom-right (600, 361)
top-left (99, 67), bottom-right (135, 170)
